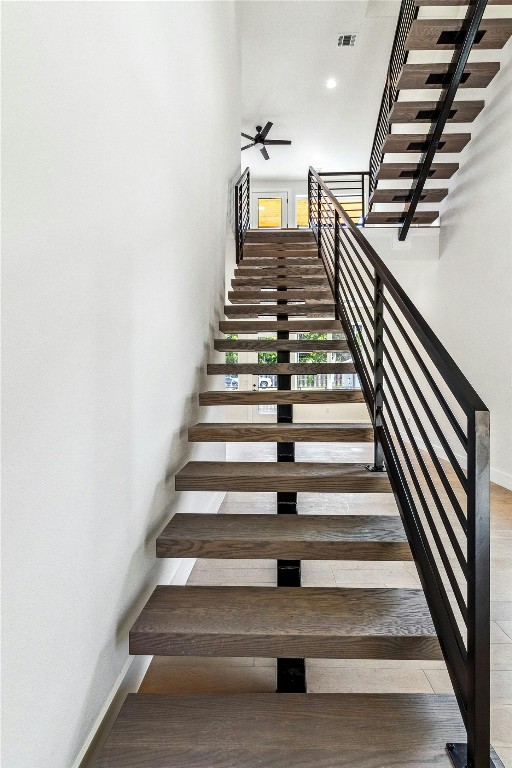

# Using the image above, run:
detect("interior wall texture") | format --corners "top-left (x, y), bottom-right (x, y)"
top-left (1, 3), bottom-right (240, 767)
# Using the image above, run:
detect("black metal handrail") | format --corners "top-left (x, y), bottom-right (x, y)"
top-left (369, 0), bottom-right (416, 200)
top-left (309, 166), bottom-right (493, 768)
top-left (234, 167), bottom-right (250, 264)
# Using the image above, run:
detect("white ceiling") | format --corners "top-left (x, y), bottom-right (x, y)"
top-left (241, 0), bottom-right (401, 180)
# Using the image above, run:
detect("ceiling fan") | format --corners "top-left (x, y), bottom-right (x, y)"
top-left (241, 122), bottom-right (292, 160)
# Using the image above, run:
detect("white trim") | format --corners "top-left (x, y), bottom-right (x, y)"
top-left (73, 490), bottom-right (225, 767)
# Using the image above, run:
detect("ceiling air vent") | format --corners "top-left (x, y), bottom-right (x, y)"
top-left (338, 34), bottom-right (357, 47)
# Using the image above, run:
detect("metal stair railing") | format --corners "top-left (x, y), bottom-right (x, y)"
top-left (234, 167), bottom-right (250, 264)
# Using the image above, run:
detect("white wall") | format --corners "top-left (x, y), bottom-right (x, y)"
top-left (1, 3), bottom-right (240, 767)
top-left (374, 44), bottom-right (512, 488)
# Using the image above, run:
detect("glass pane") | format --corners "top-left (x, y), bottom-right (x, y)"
top-left (258, 198), bottom-right (282, 228)
top-left (296, 199), bottom-right (309, 228)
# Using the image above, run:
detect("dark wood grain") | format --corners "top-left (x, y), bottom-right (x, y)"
top-left (240, 257), bottom-right (321, 267)
top-left (214, 339), bottom-right (348, 351)
top-left (199, 389), bottom-right (365, 405)
top-left (405, 19), bottom-right (512, 50)
top-left (397, 62), bottom-right (499, 89)
top-left (188, 422), bottom-right (372, 443)
top-left (95, 693), bottom-right (465, 768)
top-left (175, 462), bottom-right (392, 492)
top-left (157, 513), bottom-right (412, 560)
top-left (382, 133), bottom-right (470, 154)
top-left (232, 276), bottom-right (329, 287)
top-left (371, 188), bottom-right (448, 204)
top-left (366, 211), bottom-right (440, 225)
top-left (246, 232), bottom-right (315, 244)
top-left (390, 100), bottom-right (484, 123)
top-left (207, 363), bottom-right (354, 375)
top-left (129, 586), bottom-right (440, 658)
top-left (227, 289), bottom-right (331, 303)
top-left (219, 320), bottom-right (343, 333)
top-left (376, 163), bottom-right (458, 180)
top-left (224, 304), bottom-right (335, 318)
top-left (234, 266), bottom-right (324, 276)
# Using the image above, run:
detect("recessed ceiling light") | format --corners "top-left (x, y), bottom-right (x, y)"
top-left (326, 78), bottom-right (337, 89)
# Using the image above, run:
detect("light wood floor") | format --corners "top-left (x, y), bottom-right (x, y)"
top-left (139, 441), bottom-right (512, 766)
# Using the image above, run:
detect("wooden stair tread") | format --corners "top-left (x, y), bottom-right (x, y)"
top-left (246, 231), bottom-right (315, 243)
top-left (175, 461), bottom-right (392, 492)
top-left (130, 586), bottom-right (440, 658)
top-left (382, 133), bottom-right (470, 155)
top-left (224, 305), bottom-right (336, 318)
top-left (232, 276), bottom-right (328, 287)
top-left (95, 692), bottom-right (465, 768)
top-left (389, 100), bottom-right (484, 123)
top-left (376, 163), bottom-right (458, 180)
top-left (243, 244), bottom-right (317, 253)
top-left (366, 212), bottom-right (439, 225)
top-left (235, 265), bottom-right (324, 275)
top-left (371, 188), bottom-right (448, 204)
top-left (207, 363), bottom-right (354, 375)
top-left (219, 320), bottom-right (343, 333)
top-left (239, 257), bottom-right (321, 266)
top-left (199, 390), bottom-right (365, 405)
top-left (157, 513), bottom-right (412, 560)
top-left (405, 18), bottom-right (512, 50)
top-left (214, 339), bottom-right (348, 351)
top-left (227, 289), bottom-right (331, 302)
top-left (188, 423), bottom-right (373, 442)
top-left (397, 62), bottom-right (499, 90)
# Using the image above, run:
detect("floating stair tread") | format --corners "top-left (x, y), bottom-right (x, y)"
top-left (199, 390), bottom-right (365, 405)
top-left (389, 100), bottom-right (484, 123)
top-left (371, 188), bottom-right (448, 204)
top-left (227, 289), bottom-right (331, 302)
top-left (382, 133), bottom-right (470, 154)
top-left (95, 692), bottom-right (465, 768)
top-left (397, 62), bottom-right (499, 90)
top-left (244, 243), bottom-right (317, 253)
top-left (240, 257), bottom-right (321, 266)
top-left (214, 339), bottom-right (348, 351)
top-left (366, 212), bottom-right (439, 225)
top-left (224, 305), bottom-right (336, 318)
top-left (207, 363), bottom-right (354, 375)
top-left (130, 586), bottom-right (441, 658)
top-left (405, 19), bottom-right (512, 50)
top-left (232, 276), bottom-right (328, 287)
top-left (245, 231), bottom-right (315, 243)
top-left (376, 163), bottom-right (458, 180)
top-left (175, 461), bottom-right (392, 492)
top-left (219, 320), bottom-right (343, 333)
top-left (157, 513), bottom-right (412, 560)
top-left (188, 423), bottom-right (373, 442)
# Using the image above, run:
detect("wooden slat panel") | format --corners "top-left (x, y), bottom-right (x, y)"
top-left (175, 461), bottom-right (392, 492)
top-left (405, 19), bottom-right (512, 50)
top-left (382, 133), bottom-right (470, 154)
top-left (219, 320), bottom-right (343, 333)
top-left (207, 363), bottom-right (354, 375)
top-left (157, 513), bottom-right (411, 560)
top-left (397, 62), bottom-right (499, 90)
top-left (214, 339), bottom-right (348, 351)
top-left (366, 211), bottom-right (439, 225)
top-left (95, 693), bottom-right (465, 768)
top-left (227, 289), bottom-right (331, 303)
top-left (188, 423), bottom-right (372, 443)
top-left (130, 586), bottom-right (440, 658)
top-left (224, 304), bottom-right (335, 318)
top-left (199, 390), bottom-right (365, 405)
top-left (376, 163), bottom-right (458, 180)
top-left (389, 100), bottom-right (484, 123)
top-left (371, 188), bottom-right (448, 204)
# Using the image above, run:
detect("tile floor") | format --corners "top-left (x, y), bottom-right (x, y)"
top-left (139, 441), bottom-right (512, 766)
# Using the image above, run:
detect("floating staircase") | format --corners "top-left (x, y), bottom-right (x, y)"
top-left (94, 228), bottom-right (470, 766)
top-left (367, 1), bottom-right (512, 227)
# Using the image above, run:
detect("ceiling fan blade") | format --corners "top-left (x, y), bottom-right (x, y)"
top-left (241, 142), bottom-right (256, 151)
top-left (241, 132), bottom-right (254, 141)
top-left (260, 146), bottom-right (270, 161)
top-left (259, 121), bottom-right (273, 140)
top-left (263, 140), bottom-right (292, 145)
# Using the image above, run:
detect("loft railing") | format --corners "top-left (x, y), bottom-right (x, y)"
top-left (368, 0), bottom-right (416, 200)
top-left (234, 167), bottom-right (250, 264)
top-left (316, 171), bottom-right (368, 225)
top-left (308, 166), bottom-right (494, 768)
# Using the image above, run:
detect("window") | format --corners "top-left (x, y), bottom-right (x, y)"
top-left (296, 198), bottom-right (309, 228)
top-left (258, 198), bottom-right (282, 228)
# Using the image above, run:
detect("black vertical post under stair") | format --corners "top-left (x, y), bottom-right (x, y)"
top-left (276, 283), bottom-right (306, 694)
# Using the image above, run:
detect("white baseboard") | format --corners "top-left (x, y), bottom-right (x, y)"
top-left (73, 490), bottom-right (225, 768)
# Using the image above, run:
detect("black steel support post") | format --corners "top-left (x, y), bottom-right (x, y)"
top-left (276, 288), bottom-right (305, 693)
top-left (235, 183), bottom-right (240, 265)
top-left (334, 211), bottom-right (340, 319)
top-left (369, 274), bottom-right (385, 472)
top-left (317, 184), bottom-right (322, 259)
